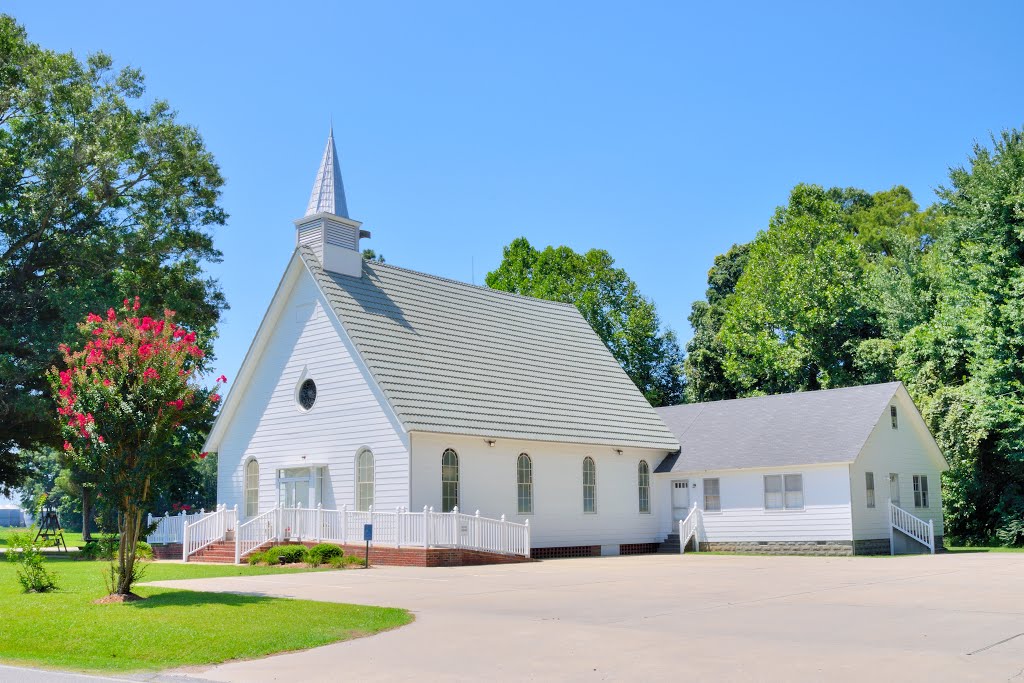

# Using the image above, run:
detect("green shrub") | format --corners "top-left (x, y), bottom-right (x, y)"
top-left (263, 544), bottom-right (306, 565)
top-left (996, 514), bottom-right (1024, 547)
top-left (329, 554), bottom-right (366, 569)
top-left (246, 550), bottom-right (266, 565)
top-left (6, 532), bottom-right (58, 592)
top-left (305, 543), bottom-right (343, 566)
top-left (80, 536), bottom-right (153, 562)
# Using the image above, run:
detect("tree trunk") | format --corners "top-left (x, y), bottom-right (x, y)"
top-left (81, 486), bottom-right (92, 542)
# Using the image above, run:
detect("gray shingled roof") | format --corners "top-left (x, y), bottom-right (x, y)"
top-left (302, 248), bottom-right (680, 450)
top-left (654, 382), bottom-right (902, 473)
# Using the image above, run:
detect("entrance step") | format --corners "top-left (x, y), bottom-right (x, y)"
top-left (658, 533), bottom-right (681, 554)
top-left (187, 540), bottom-right (236, 564)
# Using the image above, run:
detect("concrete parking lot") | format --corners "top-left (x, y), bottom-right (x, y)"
top-left (139, 553), bottom-right (1024, 682)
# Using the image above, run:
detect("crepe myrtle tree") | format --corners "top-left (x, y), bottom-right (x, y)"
top-left (46, 298), bottom-right (225, 597)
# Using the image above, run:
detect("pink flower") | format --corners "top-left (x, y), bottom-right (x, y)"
top-left (107, 308), bottom-right (117, 321)
top-left (86, 313), bottom-right (103, 323)
top-left (210, 393), bottom-right (221, 403)
top-left (198, 452), bottom-right (208, 459)
top-left (133, 296), bottom-right (140, 311)
top-left (63, 441), bottom-right (72, 451)
top-left (216, 375), bottom-right (228, 383)
top-left (143, 367), bottom-right (159, 381)
top-left (167, 399), bottom-right (185, 410)
top-left (103, 379), bottom-right (112, 387)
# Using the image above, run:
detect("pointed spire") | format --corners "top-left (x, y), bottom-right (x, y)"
top-left (305, 126), bottom-right (349, 218)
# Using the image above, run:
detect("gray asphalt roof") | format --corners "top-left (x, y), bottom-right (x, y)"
top-left (654, 382), bottom-right (902, 473)
top-left (302, 248), bottom-right (680, 450)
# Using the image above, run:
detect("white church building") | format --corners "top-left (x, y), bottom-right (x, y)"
top-left (182, 132), bottom-right (947, 564)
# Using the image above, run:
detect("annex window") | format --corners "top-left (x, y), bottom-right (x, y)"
top-left (764, 474), bottom-right (803, 510)
top-left (441, 448), bottom-right (460, 512)
top-left (913, 475), bottom-right (929, 508)
top-left (638, 460), bottom-right (651, 514)
top-left (583, 457), bottom-right (597, 513)
top-left (703, 478), bottom-right (721, 512)
top-left (865, 472), bottom-right (876, 508)
top-left (891, 405), bottom-right (898, 429)
top-left (517, 453), bottom-right (533, 515)
top-left (244, 459), bottom-right (259, 517)
top-left (356, 449), bottom-right (374, 512)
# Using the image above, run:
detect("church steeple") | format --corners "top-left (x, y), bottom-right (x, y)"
top-left (295, 127), bottom-right (369, 278)
top-left (305, 127), bottom-right (349, 218)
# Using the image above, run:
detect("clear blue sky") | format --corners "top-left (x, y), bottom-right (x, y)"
top-left (10, 2), bottom-right (1024, 387)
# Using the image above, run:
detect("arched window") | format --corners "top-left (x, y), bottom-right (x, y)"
top-left (245, 459), bottom-right (259, 517)
top-left (638, 460), bottom-right (651, 514)
top-left (441, 448), bottom-right (460, 512)
top-left (583, 457), bottom-right (597, 513)
top-left (517, 453), bottom-right (533, 514)
top-left (356, 449), bottom-right (374, 511)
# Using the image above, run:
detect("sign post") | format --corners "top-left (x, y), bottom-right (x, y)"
top-left (363, 523), bottom-right (373, 569)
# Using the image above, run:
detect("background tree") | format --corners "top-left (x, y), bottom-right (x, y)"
top-left (0, 15), bottom-right (226, 492)
top-left (486, 237), bottom-right (685, 406)
top-left (896, 130), bottom-right (1024, 543)
top-left (684, 242), bottom-right (750, 402)
top-left (47, 300), bottom-right (221, 597)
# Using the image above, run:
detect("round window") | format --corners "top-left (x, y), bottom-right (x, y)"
top-left (298, 378), bottom-right (317, 411)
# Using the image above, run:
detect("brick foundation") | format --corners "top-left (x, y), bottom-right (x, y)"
top-left (700, 540), bottom-right (854, 556)
top-left (269, 541), bottom-right (535, 567)
top-left (619, 543), bottom-right (659, 555)
top-left (853, 538), bottom-right (892, 555)
top-left (530, 545), bottom-right (600, 559)
top-left (150, 543), bottom-right (182, 560)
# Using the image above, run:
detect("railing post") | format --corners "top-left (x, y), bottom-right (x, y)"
top-left (182, 521), bottom-right (190, 562)
top-left (276, 505), bottom-right (283, 542)
top-left (396, 507), bottom-right (403, 548)
top-left (341, 504), bottom-right (348, 545)
top-left (316, 503), bottom-right (323, 543)
top-left (474, 510), bottom-right (480, 550)
top-left (888, 499), bottom-right (895, 556)
top-left (501, 514), bottom-right (507, 554)
top-left (928, 519), bottom-right (935, 554)
top-left (679, 518), bottom-right (684, 554)
top-left (524, 518), bottom-right (531, 558)
top-left (426, 506), bottom-right (433, 548)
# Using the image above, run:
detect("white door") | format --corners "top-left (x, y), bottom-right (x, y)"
top-left (672, 480), bottom-right (691, 521)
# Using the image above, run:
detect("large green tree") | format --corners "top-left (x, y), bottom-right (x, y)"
top-left (486, 237), bottom-right (685, 406)
top-left (0, 16), bottom-right (226, 490)
top-left (684, 242), bottom-right (750, 402)
top-left (897, 130), bottom-right (1024, 543)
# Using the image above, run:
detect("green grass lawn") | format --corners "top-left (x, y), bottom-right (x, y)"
top-left (0, 527), bottom-right (87, 548)
top-left (943, 543), bottom-right (1024, 553)
top-left (0, 557), bottom-right (412, 672)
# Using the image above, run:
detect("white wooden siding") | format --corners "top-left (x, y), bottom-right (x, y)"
top-left (849, 387), bottom-right (947, 540)
top-left (216, 269), bottom-right (408, 516)
top-left (656, 464), bottom-right (854, 542)
top-left (411, 432), bottom-right (671, 547)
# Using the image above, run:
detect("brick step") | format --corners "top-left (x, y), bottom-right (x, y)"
top-left (188, 540), bottom-right (237, 564)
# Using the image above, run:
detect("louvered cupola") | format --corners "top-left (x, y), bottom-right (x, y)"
top-left (295, 127), bottom-right (370, 277)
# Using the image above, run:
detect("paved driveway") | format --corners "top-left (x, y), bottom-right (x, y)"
top-left (142, 553), bottom-right (1023, 683)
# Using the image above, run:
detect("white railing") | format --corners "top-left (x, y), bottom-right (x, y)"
top-left (146, 507), bottom-right (217, 545)
top-left (232, 504), bottom-right (531, 563)
top-left (678, 503), bottom-right (702, 554)
top-left (181, 505), bottom-right (236, 561)
top-left (889, 499), bottom-right (935, 554)
top-left (235, 507), bottom-right (278, 563)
